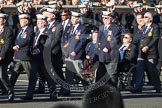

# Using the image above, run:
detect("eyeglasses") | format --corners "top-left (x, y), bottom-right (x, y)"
top-left (61, 14), bottom-right (68, 16)
top-left (144, 16), bottom-right (149, 18)
top-left (123, 37), bottom-right (128, 39)
top-left (102, 17), bottom-right (109, 19)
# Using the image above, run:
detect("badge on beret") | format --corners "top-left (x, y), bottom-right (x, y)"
top-left (0, 38), bottom-right (4, 44)
top-left (40, 39), bottom-right (45, 44)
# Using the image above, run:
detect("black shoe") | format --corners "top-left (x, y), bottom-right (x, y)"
top-left (8, 90), bottom-right (14, 102)
top-left (1, 91), bottom-right (8, 95)
top-left (21, 96), bottom-right (33, 100)
top-left (34, 89), bottom-right (45, 94)
top-left (155, 90), bottom-right (161, 93)
top-left (49, 96), bottom-right (58, 101)
top-left (130, 89), bottom-right (142, 93)
top-left (60, 92), bottom-right (71, 96)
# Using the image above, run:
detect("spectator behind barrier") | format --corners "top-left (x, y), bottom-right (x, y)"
top-left (82, 84), bottom-right (124, 108)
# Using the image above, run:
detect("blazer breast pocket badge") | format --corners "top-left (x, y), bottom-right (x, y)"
top-left (0, 38), bottom-right (5, 44)
top-left (147, 28), bottom-right (153, 37)
top-left (40, 39), bottom-right (45, 44)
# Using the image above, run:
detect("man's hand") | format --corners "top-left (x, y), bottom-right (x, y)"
top-left (63, 43), bottom-right (69, 48)
top-left (103, 47), bottom-right (109, 53)
top-left (142, 46), bottom-right (149, 53)
top-left (13, 45), bottom-right (19, 51)
top-left (70, 51), bottom-right (76, 56)
top-left (86, 55), bottom-right (90, 59)
top-left (0, 57), bottom-right (3, 61)
top-left (32, 49), bottom-right (40, 55)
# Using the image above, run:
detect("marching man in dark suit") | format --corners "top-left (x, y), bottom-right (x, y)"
top-left (9, 14), bottom-right (34, 101)
top-left (96, 11), bottom-right (121, 87)
top-left (34, 7), bottom-right (61, 94)
top-left (45, 7), bottom-right (65, 95)
top-left (60, 9), bottom-right (71, 61)
top-left (131, 12), bottom-right (161, 93)
top-left (62, 11), bottom-right (87, 96)
top-left (21, 14), bottom-right (57, 101)
top-left (0, 13), bottom-right (14, 102)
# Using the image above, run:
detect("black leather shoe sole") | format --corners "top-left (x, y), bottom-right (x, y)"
top-left (130, 89), bottom-right (142, 93)
top-left (21, 96), bottom-right (33, 100)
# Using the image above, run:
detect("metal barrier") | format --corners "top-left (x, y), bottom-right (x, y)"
top-left (3, 5), bottom-right (156, 14)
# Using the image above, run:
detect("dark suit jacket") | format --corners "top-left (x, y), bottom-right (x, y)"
top-left (120, 43), bottom-right (137, 63)
top-left (118, 43), bottom-right (137, 72)
top-left (0, 25), bottom-right (13, 63)
top-left (98, 23), bottom-right (121, 63)
top-left (48, 20), bottom-right (60, 33)
top-left (61, 19), bottom-right (71, 45)
top-left (65, 23), bottom-right (86, 60)
top-left (14, 26), bottom-right (34, 61)
top-left (50, 23), bottom-right (63, 57)
top-left (139, 23), bottom-right (159, 59)
top-left (32, 28), bottom-right (49, 63)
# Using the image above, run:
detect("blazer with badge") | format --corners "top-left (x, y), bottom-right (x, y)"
top-left (14, 26), bottom-right (34, 61)
top-left (32, 27), bottom-right (49, 62)
top-left (139, 23), bottom-right (159, 59)
top-left (50, 23), bottom-right (63, 57)
top-left (48, 20), bottom-right (60, 33)
top-left (60, 19), bottom-right (71, 45)
top-left (97, 23), bottom-right (121, 63)
top-left (65, 23), bottom-right (86, 60)
top-left (0, 25), bottom-right (12, 63)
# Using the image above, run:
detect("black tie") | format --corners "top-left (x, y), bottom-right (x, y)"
top-left (71, 25), bottom-right (75, 34)
top-left (143, 26), bottom-right (147, 34)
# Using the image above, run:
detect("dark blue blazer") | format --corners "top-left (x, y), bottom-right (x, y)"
top-left (32, 27), bottom-right (49, 63)
top-left (97, 24), bottom-right (121, 63)
top-left (65, 23), bottom-right (86, 60)
top-left (14, 26), bottom-right (34, 61)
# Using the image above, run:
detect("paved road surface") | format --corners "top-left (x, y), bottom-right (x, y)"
top-left (0, 74), bottom-right (162, 108)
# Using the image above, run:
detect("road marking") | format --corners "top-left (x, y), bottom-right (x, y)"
top-left (17, 80), bottom-right (28, 83)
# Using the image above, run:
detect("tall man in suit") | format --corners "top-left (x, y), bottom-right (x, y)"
top-left (131, 12), bottom-right (161, 93)
top-left (9, 14), bottom-right (34, 101)
top-left (60, 9), bottom-right (71, 61)
top-left (46, 7), bottom-right (65, 95)
top-left (34, 7), bottom-right (61, 94)
top-left (21, 14), bottom-right (57, 100)
top-left (62, 11), bottom-right (87, 95)
top-left (96, 11), bottom-right (121, 87)
top-left (0, 13), bottom-right (14, 102)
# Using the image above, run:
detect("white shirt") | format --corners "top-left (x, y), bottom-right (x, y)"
top-left (62, 19), bottom-right (69, 31)
top-left (35, 27), bottom-right (46, 46)
top-left (72, 23), bottom-right (80, 34)
top-left (48, 20), bottom-right (55, 29)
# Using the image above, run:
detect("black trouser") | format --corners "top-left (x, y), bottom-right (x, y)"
top-left (26, 61), bottom-right (56, 98)
top-left (51, 54), bottom-right (65, 82)
top-left (0, 63), bottom-right (13, 92)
